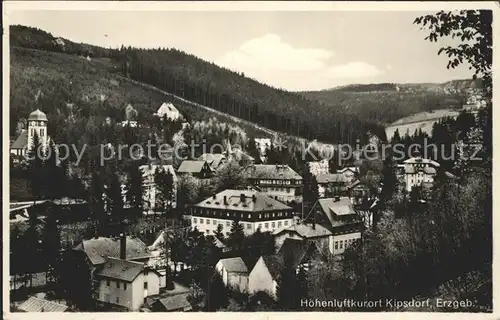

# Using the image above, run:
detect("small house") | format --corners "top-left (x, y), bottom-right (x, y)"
top-left (177, 160), bottom-right (214, 179)
top-left (215, 257), bottom-right (249, 293)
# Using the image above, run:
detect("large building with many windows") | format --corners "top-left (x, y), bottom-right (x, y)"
top-left (247, 164), bottom-right (303, 203)
top-left (397, 157), bottom-right (440, 192)
top-left (190, 189), bottom-right (295, 236)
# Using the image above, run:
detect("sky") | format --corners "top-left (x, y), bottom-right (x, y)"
top-left (8, 10), bottom-right (473, 91)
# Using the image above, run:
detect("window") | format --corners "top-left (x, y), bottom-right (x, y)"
top-left (226, 221), bottom-right (230, 227)
top-left (335, 241), bottom-right (339, 249)
top-left (116, 281), bottom-right (120, 289)
top-left (272, 222), bottom-right (276, 228)
top-left (144, 282), bottom-right (148, 289)
top-left (106, 279), bottom-right (110, 286)
top-left (200, 218), bottom-right (204, 224)
top-left (265, 223), bottom-right (269, 229)
top-left (278, 221), bottom-right (282, 228)
top-left (247, 224), bottom-right (252, 229)
top-left (213, 220), bottom-right (216, 225)
top-left (258, 224), bottom-right (262, 229)
top-left (284, 221), bottom-right (289, 226)
top-left (193, 218), bottom-right (197, 224)
top-left (248, 214), bottom-right (251, 219)
top-left (124, 283), bottom-right (127, 290)
top-left (116, 297), bottom-right (120, 304)
top-left (206, 230), bottom-right (210, 234)
top-left (340, 241), bottom-right (343, 249)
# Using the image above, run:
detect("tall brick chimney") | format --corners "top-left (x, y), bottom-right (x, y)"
top-left (120, 233), bottom-right (126, 260)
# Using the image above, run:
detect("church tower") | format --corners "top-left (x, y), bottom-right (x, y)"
top-left (27, 109), bottom-right (48, 151)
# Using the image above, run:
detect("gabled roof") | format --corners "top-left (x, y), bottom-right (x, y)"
top-left (96, 257), bottom-right (145, 282)
top-left (18, 297), bottom-right (68, 312)
top-left (218, 257), bottom-right (248, 273)
top-left (315, 197), bottom-right (361, 229)
top-left (316, 173), bottom-right (350, 184)
top-left (247, 164), bottom-right (302, 180)
top-left (261, 255), bottom-right (284, 280)
top-left (156, 102), bottom-right (181, 119)
top-left (73, 236), bottom-right (151, 265)
top-left (177, 160), bottom-right (211, 174)
top-left (197, 153), bottom-right (226, 169)
top-left (193, 189), bottom-right (292, 212)
top-left (213, 236), bottom-right (228, 249)
top-left (337, 166), bottom-right (359, 174)
top-left (277, 238), bottom-right (316, 269)
top-left (156, 293), bottom-right (192, 311)
top-left (273, 223), bottom-right (332, 238)
top-left (11, 130), bottom-right (28, 150)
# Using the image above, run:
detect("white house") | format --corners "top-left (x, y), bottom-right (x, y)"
top-left (154, 102), bottom-right (182, 121)
top-left (248, 255), bottom-right (283, 300)
top-left (307, 159), bottom-right (329, 176)
top-left (190, 189), bottom-right (295, 236)
top-left (397, 157), bottom-right (440, 192)
top-left (95, 257), bottom-right (161, 311)
top-left (215, 257), bottom-right (249, 293)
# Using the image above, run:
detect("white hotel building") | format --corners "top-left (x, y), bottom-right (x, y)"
top-left (190, 189), bottom-right (295, 236)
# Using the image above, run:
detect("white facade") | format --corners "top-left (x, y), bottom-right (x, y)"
top-left (248, 257), bottom-right (278, 299)
top-left (400, 157), bottom-right (440, 192)
top-left (257, 185), bottom-right (296, 203)
top-left (96, 269), bottom-right (160, 311)
top-left (215, 261), bottom-right (248, 293)
top-left (155, 102), bottom-right (181, 121)
top-left (191, 216), bottom-right (294, 236)
top-left (329, 232), bottom-right (362, 255)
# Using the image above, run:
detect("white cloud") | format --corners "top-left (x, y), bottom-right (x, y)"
top-left (324, 61), bottom-right (383, 79)
top-left (216, 34), bottom-right (333, 72)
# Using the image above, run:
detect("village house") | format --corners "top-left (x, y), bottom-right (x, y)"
top-left (247, 164), bottom-right (303, 203)
top-left (309, 197), bottom-right (364, 255)
top-left (277, 238), bottom-right (320, 273)
top-left (190, 189), bottom-right (295, 236)
top-left (121, 103), bottom-right (139, 128)
top-left (197, 153), bottom-right (227, 170)
top-left (347, 180), bottom-right (371, 205)
top-left (177, 160), bottom-right (214, 179)
top-left (307, 159), bottom-right (330, 176)
top-left (397, 157), bottom-right (440, 192)
top-left (95, 257), bottom-right (161, 311)
top-left (248, 255), bottom-right (283, 299)
top-left (150, 293), bottom-right (192, 312)
top-left (224, 141), bottom-right (255, 167)
top-left (272, 222), bottom-right (332, 252)
top-left (215, 257), bottom-right (249, 293)
top-left (139, 164), bottom-right (177, 213)
top-left (336, 166), bottom-right (359, 183)
top-left (154, 102), bottom-right (182, 121)
top-left (11, 109), bottom-right (50, 157)
top-left (316, 173), bottom-right (351, 198)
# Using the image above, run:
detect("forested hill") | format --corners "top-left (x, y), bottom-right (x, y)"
top-left (10, 25), bottom-right (383, 145)
top-left (300, 80), bottom-right (481, 125)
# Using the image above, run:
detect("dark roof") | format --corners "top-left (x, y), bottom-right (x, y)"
top-left (403, 157), bottom-right (440, 167)
top-left (316, 173), bottom-right (350, 184)
top-left (316, 197), bottom-right (361, 228)
top-left (156, 293), bottom-right (192, 311)
top-left (217, 257), bottom-right (248, 273)
top-left (96, 257), bottom-right (145, 282)
top-left (273, 223), bottom-right (332, 238)
top-left (261, 255), bottom-right (284, 280)
top-left (193, 189), bottom-right (292, 212)
top-left (11, 130), bottom-right (28, 150)
top-left (18, 297), bottom-right (68, 312)
top-left (197, 153), bottom-right (225, 168)
top-left (277, 238), bottom-right (315, 268)
top-left (213, 236), bottom-right (228, 249)
top-left (73, 236), bottom-right (151, 265)
top-left (177, 160), bottom-right (211, 173)
top-left (248, 164), bottom-right (302, 181)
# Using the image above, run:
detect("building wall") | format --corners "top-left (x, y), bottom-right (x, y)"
top-left (330, 232), bottom-right (362, 255)
top-left (274, 231), bottom-right (303, 251)
top-left (191, 216), bottom-right (294, 236)
top-left (97, 277), bottom-right (134, 310)
top-left (248, 258), bottom-right (277, 299)
top-left (144, 271), bottom-right (160, 297)
top-left (258, 186), bottom-right (297, 203)
top-left (27, 120), bottom-right (48, 151)
top-left (131, 273), bottom-right (145, 311)
top-left (228, 273), bottom-right (249, 293)
top-left (308, 160), bottom-right (329, 176)
top-left (404, 168), bottom-right (436, 192)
